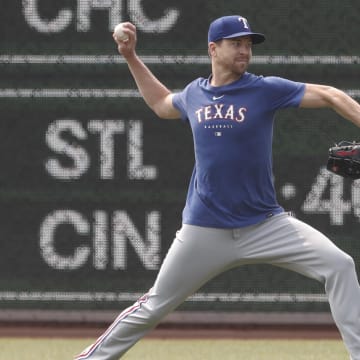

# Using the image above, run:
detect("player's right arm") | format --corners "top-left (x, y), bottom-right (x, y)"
top-left (113, 22), bottom-right (181, 120)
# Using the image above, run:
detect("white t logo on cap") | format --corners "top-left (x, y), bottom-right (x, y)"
top-left (238, 17), bottom-right (249, 29)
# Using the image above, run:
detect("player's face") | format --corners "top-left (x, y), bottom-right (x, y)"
top-left (212, 36), bottom-right (252, 75)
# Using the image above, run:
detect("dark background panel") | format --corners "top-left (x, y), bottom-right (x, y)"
top-left (1, 0), bottom-right (359, 54)
top-left (0, 0), bottom-right (359, 312)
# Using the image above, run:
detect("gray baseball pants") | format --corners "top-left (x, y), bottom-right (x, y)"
top-left (75, 213), bottom-right (360, 360)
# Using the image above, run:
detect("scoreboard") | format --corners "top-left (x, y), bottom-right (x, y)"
top-left (0, 0), bottom-right (359, 312)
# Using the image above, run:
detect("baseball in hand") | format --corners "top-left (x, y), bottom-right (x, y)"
top-left (114, 23), bottom-right (129, 41)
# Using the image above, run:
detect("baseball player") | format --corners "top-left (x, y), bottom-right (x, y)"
top-left (75, 15), bottom-right (360, 360)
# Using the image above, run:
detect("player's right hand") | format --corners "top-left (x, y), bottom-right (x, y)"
top-left (113, 22), bottom-right (137, 59)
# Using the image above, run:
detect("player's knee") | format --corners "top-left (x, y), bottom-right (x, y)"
top-left (331, 252), bottom-right (355, 276)
top-left (139, 296), bottom-right (174, 326)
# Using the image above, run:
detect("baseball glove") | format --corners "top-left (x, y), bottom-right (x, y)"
top-left (327, 141), bottom-right (360, 179)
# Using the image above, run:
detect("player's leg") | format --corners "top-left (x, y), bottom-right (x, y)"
top-left (74, 225), bottom-right (238, 360)
top-left (278, 216), bottom-right (360, 360)
top-left (237, 213), bottom-right (360, 360)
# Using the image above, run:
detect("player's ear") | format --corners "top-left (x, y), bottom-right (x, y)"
top-left (208, 42), bottom-right (217, 58)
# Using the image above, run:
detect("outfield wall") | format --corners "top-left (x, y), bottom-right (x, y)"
top-left (0, 0), bottom-right (359, 314)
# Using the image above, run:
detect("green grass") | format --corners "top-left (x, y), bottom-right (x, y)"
top-left (0, 338), bottom-right (348, 360)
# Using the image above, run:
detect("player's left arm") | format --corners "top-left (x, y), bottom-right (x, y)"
top-left (300, 83), bottom-right (360, 127)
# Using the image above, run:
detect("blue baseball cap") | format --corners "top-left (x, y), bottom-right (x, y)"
top-left (208, 15), bottom-right (265, 44)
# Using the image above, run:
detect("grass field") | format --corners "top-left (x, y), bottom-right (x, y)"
top-left (0, 338), bottom-right (349, 360)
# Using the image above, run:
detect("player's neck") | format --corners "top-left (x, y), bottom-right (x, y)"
top-left (210, 68), bottom-right (245, 87)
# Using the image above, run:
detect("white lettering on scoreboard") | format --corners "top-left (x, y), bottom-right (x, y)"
top-left (22, 0), bottom-right (180, 33)
top-left (40, 210), bottom-right (161, 270)
top-left (45, 119), bottom-right (157, 180)
top-left (41, 119), bottom-right (161, 270)
top-left (302, 167), bottom-right (360, 225)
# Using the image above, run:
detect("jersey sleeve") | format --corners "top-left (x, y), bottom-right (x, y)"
top-left (172, 92), bottom-right (188, 122)
top-left (172, 82), bottom-right (196, 123)
top-left (263, 76), bottom-right (306, 110)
